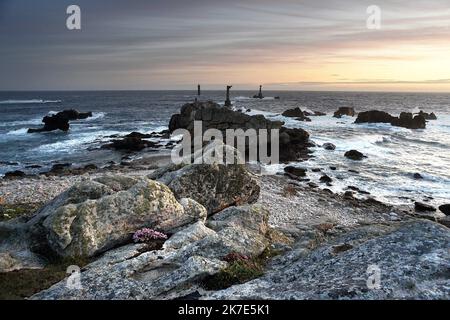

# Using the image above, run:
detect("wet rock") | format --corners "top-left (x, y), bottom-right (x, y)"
top-left (322, 143), bottom-right (336, 150)
top-left (168, 101), bottom-right (312, 163)
top-left (3, 171), bottom-right (26, 179)
top-left (102, 137), bottom-right (161, 152)
top-left (417, 111), bottom-right (437, 120)
top-left (413, 173), bottom-right (424, 180)
top-left (333, 107), bottom-right (355, 118)
top-left (438, 204), bottom-right (450, 216)
top-left (391, 113), bottom-right (426, 129)
top-left (284, 166), bottom-right (307, 178)
top-left (320, 175), bottom-right (333, 184)
top-left (28, 110), bottom-right (92, 133)
top-left (415, 202), bottom-right (436, 212)
top-left (355, 110), bottom-right (393, 124)
top-left (356, 110), bottom-right (426, 129)
top-left (344, 150), bottom-right (366, 161)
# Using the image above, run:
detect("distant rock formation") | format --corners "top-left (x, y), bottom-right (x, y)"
top-left (416, 110), bottom-right (437, 120)
top-left (355, 110), bottom-right (426, 129)
top-left (27, 109), bottom-right (92, 133)
top-left (333, 107), bottom-right (356, 118)
top-left (168, 101), bottom-right (313, 162)
top-left (281, 107), bottom-right (311, 122)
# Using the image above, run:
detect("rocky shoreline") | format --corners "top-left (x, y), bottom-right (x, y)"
top-left (0, 101), bottom-right (449, 300)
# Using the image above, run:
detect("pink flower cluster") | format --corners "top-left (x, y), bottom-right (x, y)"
top-left (133, 228), bottom-right (168, 243)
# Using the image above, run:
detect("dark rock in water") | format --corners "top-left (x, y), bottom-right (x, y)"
top-left (356, 110), bottom-right (426, 129)
top-left (333, 107), bottom-right (355, 118)
top-left (438, 204), bottom-right (450, 216)
top-left (348, 169), bottom-right (359, 174)
top-left (415, 202), bottom-right (436, 212)
top-left (0, 161), bottom-right (19, 166)
top-left (28, 109), bottom-right (93, 133)
top-left (282, 107), bottom-right (311, 121)
top-left (391, 112), bottom-right (426, 129)
top-left (25, 164), bottom-right (42, 169)
top-left (344, 150), bottom-right (366, 161)
top-left (329, 166), bottom-right (337, 171)
top-left (320, 175), bottom-right (333, 183)
top-left (312, 168), bottom-right (321, 173)
top-left (355, 110), bottom-right (393, 124)
top-left (322, 143), bottom-right (336, 150)
top-left (413, 173), bottom-right (424, 180)
top-left (102, 137), bottom-right (160, 152)
top-left (50, 163), bottom-right (71, 172)
top-left (417, 110), bottom-right (437, 120)
top-left (246, 109), bottom-right (252, 112)
top-left (344, 191), bottom-right (355, 199)
top-left (125, 132), bottom-right (153, 139)
top-left (347, 186), bottom-right (361, 192)
top-left (169, 101), bottom-right (312, 163)
top-left (308, 182), bottom-right (318, 188)
top-left (284, 166), bottom-right (307, 178)
top-left (3, 170), bottom-right (26, 179)
top-left (274, 96), bottom-right (280, 100)
top-left (313, 111), bottom-right (326, 116)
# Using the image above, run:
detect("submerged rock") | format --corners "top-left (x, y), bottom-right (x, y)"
top-left (344, 150), bottom-right (366, 161)
top-left (322, 143), bottom-right (336, 151)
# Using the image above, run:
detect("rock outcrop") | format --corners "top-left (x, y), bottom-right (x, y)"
top-left (333, 107), bottom-right (356, 118)
top-left (281, 108), bottom-right (311, 121)
top-left (31, 205), bottom-right (270, 300)
top-left (355, 110), bottom-right (426, 129)
top-left (439, 204), bottom-right (450, 216)
top-left (149, 142), bottom-right (260, 215)
top-left (417, 111), bottom-right (437, 120)
top-left (2, 176), bottom-right (206, 260)
top-left (168, 101), bottom-right (312, 163)
top-left (344, 150), bottom-right (366, 161)
top-left (28, 110), bottom-right (93, 133)
top-left (208, 221), bottom-right (450, 300)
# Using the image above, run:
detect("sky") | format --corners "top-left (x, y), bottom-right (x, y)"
top-left (1, 0), bottom-right (450, 91)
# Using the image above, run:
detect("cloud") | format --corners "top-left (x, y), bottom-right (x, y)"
top-left (0, 0), bottom-right (450, 90)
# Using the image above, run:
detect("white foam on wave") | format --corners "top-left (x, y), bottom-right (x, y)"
top-left (0, 99), bottom-right (62, 105)
top-left (6, 128), bottom-right (28, 136)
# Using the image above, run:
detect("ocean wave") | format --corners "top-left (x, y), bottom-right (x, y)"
top-left (0, 99), bottom-right (62, 105)
top-left (6, 128), bottom-right (28, 135)
top-left (234, 96), bottom-right (276, 101)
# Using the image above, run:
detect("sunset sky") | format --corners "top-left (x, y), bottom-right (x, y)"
top-left (1, 0), bottom-right (450, 91)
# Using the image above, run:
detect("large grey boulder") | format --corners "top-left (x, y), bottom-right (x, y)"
top-left (23, 175), bottom-right (207, 259)
top-left (208, 220), bottom-right (450, 300)
top-left (31, 205), bottom-right (270, 300)
top-left (150, 142), bottom-right (260, 215)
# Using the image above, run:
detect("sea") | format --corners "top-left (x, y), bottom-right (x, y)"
top-left (1, 90), bottom-right (449, 207)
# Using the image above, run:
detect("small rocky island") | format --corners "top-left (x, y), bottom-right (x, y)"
top-left (28, 109), bottom-right (93, 133)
